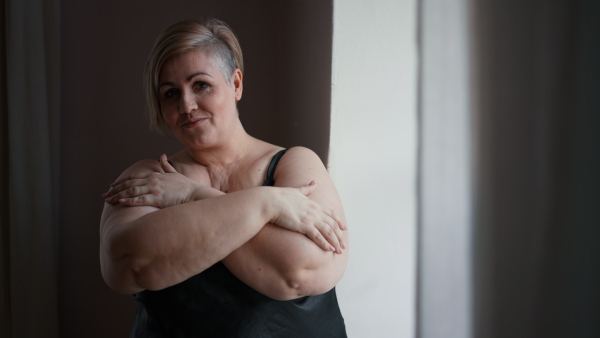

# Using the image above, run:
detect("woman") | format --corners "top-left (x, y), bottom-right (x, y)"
top-left (100, 18), bottom-right (348, 337)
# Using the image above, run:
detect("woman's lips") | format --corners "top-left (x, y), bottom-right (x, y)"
top-left (182, 118), bottom-right (207, 128)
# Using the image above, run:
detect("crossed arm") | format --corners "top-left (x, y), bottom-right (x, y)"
top-left (100, 147), bottom-right (349, 300)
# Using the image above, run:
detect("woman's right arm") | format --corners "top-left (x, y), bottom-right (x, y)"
top-left (100, 159), bottom-right (342, 294)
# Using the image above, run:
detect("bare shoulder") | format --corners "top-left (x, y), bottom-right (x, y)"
top-left (115, 158), bottom-right (163, 181)
top-left (101, 159), bottom-right (162, 230)
top-left (274, 146), bottom-right (346, 219)
top-left (274, 146), bottom-right (327, 182)
top-left (282, 146), bottom-right (322, 162)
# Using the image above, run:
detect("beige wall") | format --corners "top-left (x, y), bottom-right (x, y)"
top-left (59, 1), bottom-right (332, 336)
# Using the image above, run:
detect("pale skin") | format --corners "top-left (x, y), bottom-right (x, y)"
top-left (100, 49), bottom-right (349, 300)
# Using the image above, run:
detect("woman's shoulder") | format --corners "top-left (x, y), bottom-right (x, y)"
top-left (114, 156), bottom-right (169, 182)
top-left (270, 146), bottom-right (329, 185)
top-left (124, 158), bottom-right (162, 173)
top-left (122, 148), bottom-right (188, 173)
top-left (253, 145), bottom-right (322, 172)
top-left (278, 146), bottom-right (324, 168)
top-left (281, 146), bottom-right (319, 158)
top-left (256, 142), bottom-right (320, 162)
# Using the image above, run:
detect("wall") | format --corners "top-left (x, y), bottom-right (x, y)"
top-left (59, 1), bottom-right (332, 336)
top-left (330, 0), bottom-right (417, 337)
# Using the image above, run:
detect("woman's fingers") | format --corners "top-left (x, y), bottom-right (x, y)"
top-left (104, 184), bottom-right (151, 204)
top-left (328, 208), bottom-right (348, 231)
top-left (104, 156), bottom-right (175, 200)
top-left (322, 211), bottom-right (346, 250)
top-left (103, 178), bottom-right (148, 199)
top-left (109, 172), bottom-right (153, 188)
top-left (103, 173), bottom-right (153, 199)
top-left (281, 182), bottom-right (346, 254)
top-left (317, 214), bottom-right (344, 254)
top-left (117, 194), bottom-right (156, 207)
top-left (317, 221), bottom-right (342, 254)
top-left (305, 228), bottom-right (337, 253)
top-left (160, 154), bottom-right (177, 173)
top-left (104, 155), bottom-right (175, 199)
top-left (298, 206), bottom-right (344, 254)
top-left (297, 180), bottom-right (317, 196)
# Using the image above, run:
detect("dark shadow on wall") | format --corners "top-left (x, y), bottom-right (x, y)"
top-left (59, 1), bottom-right (332, 337)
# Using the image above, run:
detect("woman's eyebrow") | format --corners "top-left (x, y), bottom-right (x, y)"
top-left (187, 72), bottom-right (212, 81)
top-left (159, 72), bottom-right (212, 88)
top-left (159, 81), bottom-right (175, 88)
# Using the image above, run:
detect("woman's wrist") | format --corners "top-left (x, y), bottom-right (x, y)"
top-left (190, 184), bottom-right (225, 202)
top-left (254, 186), bottom-right (278, 224)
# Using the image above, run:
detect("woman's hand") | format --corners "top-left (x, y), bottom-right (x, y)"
top-left (269, 181), bottom-right (347, 254)
top-left (102, 154), bottom-right (216, 208)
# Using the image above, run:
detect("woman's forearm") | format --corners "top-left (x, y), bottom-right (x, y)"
top-left (101, 182), bottom-right (344, 294)
top-left (222, 224), bottom-right (348, 300)
top-left (101, 187), bottom-right (274, 293)
top-left (222, 147), bottom-right (349, 300)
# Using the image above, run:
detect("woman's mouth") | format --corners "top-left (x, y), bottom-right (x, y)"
top-left (182, 118), bottom-right (207, 128)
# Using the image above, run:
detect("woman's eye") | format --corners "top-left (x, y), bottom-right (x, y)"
top-left (194, 82), bottom-right (209, 90)
top-left (163, 89), bottom-right (178, 99)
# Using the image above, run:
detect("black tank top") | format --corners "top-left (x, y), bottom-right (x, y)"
top-left (130, 149), bottom-right (347, 337)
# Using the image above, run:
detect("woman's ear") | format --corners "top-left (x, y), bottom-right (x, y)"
top-left (232, 68), bottom-right (243, 101)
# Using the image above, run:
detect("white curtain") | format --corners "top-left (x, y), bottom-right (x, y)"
top-left (418, 0), bottom-right (473, 336)
top-left (1, 0), bottom-right (60, 337)
top-left (418, 0), bottom-right (600, 337)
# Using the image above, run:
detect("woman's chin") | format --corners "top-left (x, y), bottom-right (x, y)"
top-left (179, 136), bottom-right (216, 150)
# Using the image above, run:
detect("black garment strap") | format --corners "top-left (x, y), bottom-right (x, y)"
top-left (262, 149), bottom-right (287, 186)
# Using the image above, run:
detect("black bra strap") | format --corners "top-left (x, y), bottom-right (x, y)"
top-left (263, 149), bottom-right (287, 186)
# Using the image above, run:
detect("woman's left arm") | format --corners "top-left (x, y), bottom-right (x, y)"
top-left (222, 147), bottom-right (349, 300)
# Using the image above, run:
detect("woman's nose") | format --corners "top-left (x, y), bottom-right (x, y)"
top-left (179, 91), bottom-right (198, 114)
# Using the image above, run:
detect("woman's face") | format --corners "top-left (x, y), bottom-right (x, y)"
top-left (158, 49), bottom-right (243, 150)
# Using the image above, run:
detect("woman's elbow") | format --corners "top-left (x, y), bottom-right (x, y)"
top-left (275, 268), bottom-right (342, 300)
top-left (100, 246), bottom-right (148, 294)
top-left (275, 251), bottom-right (348, 299)
top-left (100, 259), bottom-right (138, 294)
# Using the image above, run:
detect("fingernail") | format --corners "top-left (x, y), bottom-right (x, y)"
top-left (329, 245), bottom-right (335, 251)
top-left (309, 180), bottom-right (316, 185)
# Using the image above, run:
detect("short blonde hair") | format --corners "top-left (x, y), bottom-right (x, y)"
top-left (144, 18), bottom-right (244, 134)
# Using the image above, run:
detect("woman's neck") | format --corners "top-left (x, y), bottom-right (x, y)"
top-left (185, 128), bottom-right (258, 168)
